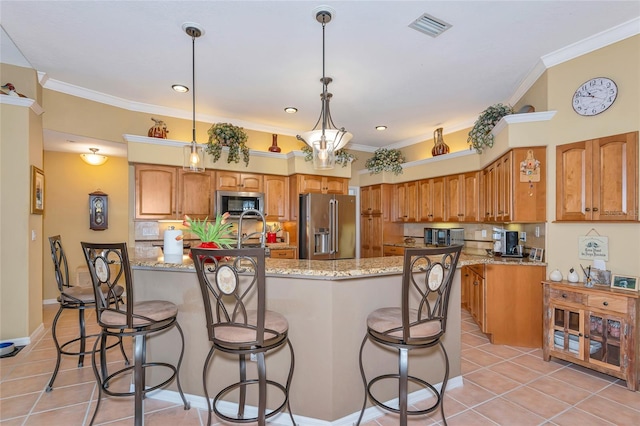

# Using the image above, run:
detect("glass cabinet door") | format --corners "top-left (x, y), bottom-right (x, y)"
top-left (551, 305), bottom-right (584, 360)
top-left (587, 312), bottom-right (625, 371)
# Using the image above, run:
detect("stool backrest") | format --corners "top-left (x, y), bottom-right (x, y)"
top-left (401, 245), bottom-right (462, 342)
top-left (49, 235), bottom-right (70, 292)
top-left (81, 242), bottom-right (134, 328)
top-left (191, 247), bottom-right (267, 346)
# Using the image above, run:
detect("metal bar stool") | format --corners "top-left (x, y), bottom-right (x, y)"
top-left (356, 245), bottom-right (462, 426)
top-left (191, 247), bottom-right (295, 426)
top-left (81, 242), bottom-right (190, 426)
top-left (46, 235), bottom-right (128, 391)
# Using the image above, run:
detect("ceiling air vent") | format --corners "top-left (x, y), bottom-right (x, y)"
top-left (409, 13), bottom-right (452, 38)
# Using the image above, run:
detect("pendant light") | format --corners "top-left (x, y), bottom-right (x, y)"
top-left (296, 8), bottom-right (352, 170)
top-left (80, 148), bottom-right (108, 166)
top-left (182, 23), bottom-right (205, 172)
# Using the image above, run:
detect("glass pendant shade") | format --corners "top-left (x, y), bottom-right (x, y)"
top-left (80, 148), bottom-right (108, 166)
top-left (183, 141), bottom-right (204, 172)
top-left (297, 9), bottom-right (352, 170)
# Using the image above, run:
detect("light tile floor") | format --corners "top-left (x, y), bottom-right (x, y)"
top-left (1, 306), bottom-right (639, 425)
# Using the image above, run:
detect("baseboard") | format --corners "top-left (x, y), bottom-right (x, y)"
top-left (146, 375), bottom-right (464, 425)
top-left (43, 298), bottom-right (59, 305)
top-left (0, 322), bottom-right (45, 347)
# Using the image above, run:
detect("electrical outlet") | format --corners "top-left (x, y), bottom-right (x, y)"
top-left (520, 232), bottom-right (526, 242)
top-left (250, 353), bottom-right (257, 362)
top-left (481, 229), bottom-right (487, 238)
top-left (535, 226), bottom-right (540, 238)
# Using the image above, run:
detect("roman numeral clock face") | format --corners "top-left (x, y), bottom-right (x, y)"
top-left (572, 77), bottom-right (617, 116)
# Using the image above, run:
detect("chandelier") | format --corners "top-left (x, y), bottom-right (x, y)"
top-left (297, 8), bottom-right (352, 170)
top-left (182, 23), bottom-right (205, 172)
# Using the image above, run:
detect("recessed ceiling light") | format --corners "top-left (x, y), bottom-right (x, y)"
top-left (172, 84), bottom-right (189, 93)
top-left (284, 107), bottom-right (298, 114)
top-left (375, 125), bottom-right (387, 131)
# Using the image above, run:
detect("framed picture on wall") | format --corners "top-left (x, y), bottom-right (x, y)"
top-left (31, 166), bottom-right (44, 215)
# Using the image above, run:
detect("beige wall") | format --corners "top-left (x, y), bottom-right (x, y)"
top-left (42, 152), bottom-right (130, 300)
top-left (543, 36), bottom-right (640, 278)
top-left (0, 101), bottom-right (43, 341)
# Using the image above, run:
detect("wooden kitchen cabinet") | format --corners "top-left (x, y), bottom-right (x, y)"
top-left (361, 184), bottom-right (402, 258)
top-left (135, 164), bottom-right (214, 220)
top-left (464, 263), bottom-right (546, 347)
top-left (293, 174), bottom-right (348, 195)
top-left (464, 265), bottom-right (486, 331)
top-left (418, 177), bottom-right (445, 222)
top-left (263, 174), bottom-right (289, 221)
top-left (392, 181), bottom-right (418, 222)
top-left (289, 174), bottom-right (349, 221)
top-left (556, 131), bottom-right (638, 221)
top-left (444, 171), bottom-right (480, 222)
top-left (543, 281), bottom-right (639, 390)
top-left (383, 245), bottom-right (405, 256)
top-left (482, 147), bottom-right (546, 223)
top-left (269, 247), bottom-right (297, 259)
top-left (360, 184), bottom-right (382, 215)
top-left (216, 171), bottom-right (263, 192)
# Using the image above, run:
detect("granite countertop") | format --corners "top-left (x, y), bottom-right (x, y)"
top-left (131, 247), bottom-right (545, 280)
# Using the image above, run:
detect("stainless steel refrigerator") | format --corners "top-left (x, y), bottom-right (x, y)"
top-left (299, 193), bottom-right (356, 260)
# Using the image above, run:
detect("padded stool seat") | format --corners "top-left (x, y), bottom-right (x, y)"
top-left (367, 307), bottom-right (443, 340)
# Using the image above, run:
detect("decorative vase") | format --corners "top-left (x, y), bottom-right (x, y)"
top-left (431, 127), bottom-right (449, 157)
top-left (266, 232), bottom-right (277, 244)
top-left (550, 269), bottom-right (563, 282)
top-left (189, 241), bottom-right (221, 262)
top-left (148, 118), bottom-right (169, 139)
top-left (268, 134), bottom-right (281, 153)
top-left (568, 268), bottom-right (580, 283)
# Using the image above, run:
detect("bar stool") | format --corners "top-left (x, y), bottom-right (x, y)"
top-left (191, 247), bottom-right (295, 426)
top-left (46, 235), bottom-right (127, 392)
top-left (356, 246), bottom-right (462, 426)
top-left (81, 242), bottom-right (190, 426)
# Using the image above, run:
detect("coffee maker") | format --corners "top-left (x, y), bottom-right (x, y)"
top-left (502, 231), bottom-right (522, 257)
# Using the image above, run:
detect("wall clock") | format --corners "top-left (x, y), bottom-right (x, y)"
top-left (572, 77), bottom-right (617, 116)
top-left (89, 190), bottom-right (108, 231)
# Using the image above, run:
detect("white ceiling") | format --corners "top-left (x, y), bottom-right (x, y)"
top-left (1, 1), bottom-right (639, 158)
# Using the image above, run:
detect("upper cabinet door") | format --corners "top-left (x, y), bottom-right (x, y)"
top-left (592, 132), bottom-right (638, 221)
top-left (216, 172), bottom-right (263, 192)
top-left (178, 170), bottom-right (215, 219)
top-left (556, 132), bottom-right (638, 221)
top-left (264, 175), bottom-right (289, 221)
top-left (135, 165), bottom-right (177, 219)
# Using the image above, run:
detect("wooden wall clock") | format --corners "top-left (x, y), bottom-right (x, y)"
top-left (89, 190), bottom-right (108, 230)
top-left (572, 77), bottom-right (617, 116)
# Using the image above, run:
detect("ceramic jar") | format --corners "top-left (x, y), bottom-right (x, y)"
top-left (550, 269), bottom-right (563, 282)
top-left (568, 268), bottom-right (580, 283)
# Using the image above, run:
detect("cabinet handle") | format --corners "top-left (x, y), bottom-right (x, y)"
top-left (474, 280), bottom-right (479, 286)
top-left (603, 301), bottom-right (609, 306)
top-left (585, 334), bottom-right (590, 339)
top-left (585, 207), bottom-right (591, 212)
top-left (578, 333), bottom-right (583, 337)
top-left (592, 207), bottom-right (599, 212)
top-left (562, 294), bottom-right (567, 298)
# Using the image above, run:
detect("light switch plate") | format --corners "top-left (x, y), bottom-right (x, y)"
top-left (520, 232), bottom-right (526, 242)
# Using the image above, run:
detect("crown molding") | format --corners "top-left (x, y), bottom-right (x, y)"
top-left (0, 95), bottom-right (44, 115)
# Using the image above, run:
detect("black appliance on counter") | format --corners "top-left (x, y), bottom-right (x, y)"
top-left (424, 227), bottom-right (464, 246)
top-left (501, 230), bottom-right (523, 257)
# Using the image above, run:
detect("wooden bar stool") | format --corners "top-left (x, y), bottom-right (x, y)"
top-left (356, 245), bottom-right (462, 426)
top-left (81, 242), bottom-right (190, 426)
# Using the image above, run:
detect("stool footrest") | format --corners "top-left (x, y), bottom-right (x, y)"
top-left (366, 373), bottom-right (442, 416)
top-left (213, 379), bottom-right (289, 422)
top-left (99, 362), bottom-right (178, 398)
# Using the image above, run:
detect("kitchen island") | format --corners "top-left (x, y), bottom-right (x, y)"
top-left (130, 249), bottom-right (543, 423)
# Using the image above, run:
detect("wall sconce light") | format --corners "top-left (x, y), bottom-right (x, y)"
top-left (80, 148), bottom-right (108, 166)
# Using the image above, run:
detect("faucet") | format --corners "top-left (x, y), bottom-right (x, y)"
top-left (236, 209), bottom-right (268, 252)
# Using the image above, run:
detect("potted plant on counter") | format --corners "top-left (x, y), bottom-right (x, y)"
top-left (467, 103), bottom-right (513, 153)
top-left (181, 213), bottom-right (235, 260)
top-left (206, 122), bottom-right (250, 166)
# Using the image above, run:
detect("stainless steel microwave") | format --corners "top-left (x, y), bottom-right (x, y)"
top-left (216, 191), bottom-right (264, 217)
top-left (424, 227), bottom-right (464, 246)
